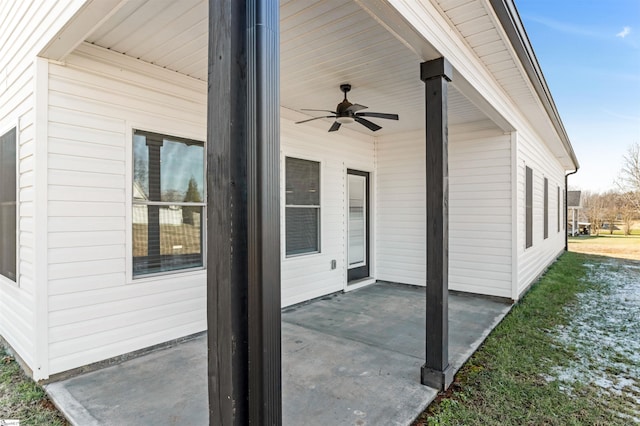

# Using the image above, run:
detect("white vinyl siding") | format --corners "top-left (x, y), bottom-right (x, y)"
top-left (376, 126), bottom-right (513, 298)
top-left (280, 110), bottom-right (375, 307)
top-left (0, 0), bottom-right (88, 379)
top-left (516, 132), bottom-right (565, 297)
top-left (46, 43), bottom-right (207, 374)
top-left (375, 131), bottom-right (425, 286)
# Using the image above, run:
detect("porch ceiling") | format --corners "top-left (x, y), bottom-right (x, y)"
top-left (83, 0), bottom-right (493, 136)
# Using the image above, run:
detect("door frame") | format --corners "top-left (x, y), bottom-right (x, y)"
top-left (345, 168), bottom-right (374, 288)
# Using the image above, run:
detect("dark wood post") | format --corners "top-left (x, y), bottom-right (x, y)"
top-left (207, 0), bottom-right (281, 424)
top-left (420, 57), bottom-right (454, 391)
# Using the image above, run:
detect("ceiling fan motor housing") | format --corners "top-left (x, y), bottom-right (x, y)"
top-left (337, 84), bottom-right (353, 116)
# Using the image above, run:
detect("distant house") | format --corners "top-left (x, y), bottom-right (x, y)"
top-left (567, 190), bottom-right (583, 235)
top-left (0, 0), bottom-right (578, 387)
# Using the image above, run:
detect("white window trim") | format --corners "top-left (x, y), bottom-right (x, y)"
top-left (282, 153), bottom-right (323, 260)
top-left (125, 124), bottom-right (208, 284)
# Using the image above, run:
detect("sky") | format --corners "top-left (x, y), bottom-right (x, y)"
top-left (515, 0), bottom-right (640, 193)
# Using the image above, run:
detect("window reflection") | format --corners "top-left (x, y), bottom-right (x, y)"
top-left (132, 130), bottom-right (205, 276)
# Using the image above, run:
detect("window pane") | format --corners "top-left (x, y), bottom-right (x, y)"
top-left (557, 186), bottom-right (561, 232)
top-left (133, 135), bottom-right (149, 200)
top-left (348, 174), bottom-right (366, 266)
top-left (525, 166), bottom-right (533, 249)
top-left (133, 205), bottom-right (203, 275)
top-left (0, 128), bottom-right (16, 282)
top-left (133, 133), bottom-right (204, 203)
top-left (286, 157), bottom-right (319, 205)
top-left (161, 138), bottom-right (204, 202)
top-left (544, 177), bottom-right (548, 239)
top-left (286, 208), bottom-right (319, 255)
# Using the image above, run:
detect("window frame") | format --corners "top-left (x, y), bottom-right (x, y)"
top-left (0, 126), bottom-right (17, 284)
top-left (284, 156), bottom-right (321, 258)
top-left (563, 188), bottom-right (566, 231)
top-left (131, 129), bottom-right (207, 279)
top-left (525, 166), bottom-right (533, 249)
top-left (557, 185), bottom-right (561, 233)
top-left (543, 177), bottom-right (549, 240)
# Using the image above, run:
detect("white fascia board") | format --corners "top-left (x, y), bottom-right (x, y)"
top-left (39, 0), bottom-right (127, 61)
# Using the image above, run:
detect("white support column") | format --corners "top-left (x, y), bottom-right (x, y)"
top-left (33, 57), bottom-right (49, 381)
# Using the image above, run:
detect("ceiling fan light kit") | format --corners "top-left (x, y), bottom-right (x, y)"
top-left (295, 84), bottom-right (399, 132)
top-left (336, 116), bottom-right (355, 124)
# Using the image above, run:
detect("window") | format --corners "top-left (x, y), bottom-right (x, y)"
top-left (563, 189), bottom-right (566, 231)
top-left (543, 177), bottom-right (549, 239)
top-left (557, 186), bottom-right (561, 233)
top-left (132, 130), bottom-right (205, 277)
top-left (285, 157), bottom-right (320, 256)
top-left (0, 128), bottom-right (16, 282)
top-left (525, 166), bottom-right (533, 249)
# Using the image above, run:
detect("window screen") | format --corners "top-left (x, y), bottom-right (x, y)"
top-left (132, 130), bottom-right (205, 276)
top-left (285, 157), bottom-right (320, 256)
top-left (525, 166), bottom-right (533, 249)
top-left (0, 128), bottom-right (16, 281)
top-left (544, 177), bottom-right (549, 239)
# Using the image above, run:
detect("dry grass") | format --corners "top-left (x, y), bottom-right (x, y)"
top-left (569, 234), bottom-right (640, 261)
top-left (0, 350), bottom-right (68, 425)
top-left (132, 224), bottom-right (201, 257)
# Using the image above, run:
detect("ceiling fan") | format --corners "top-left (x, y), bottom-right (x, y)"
top-left (295, 84), bottom-right (399, 132)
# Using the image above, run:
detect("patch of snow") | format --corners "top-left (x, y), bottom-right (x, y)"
top-left (549, 259), bottom-right (640, 422)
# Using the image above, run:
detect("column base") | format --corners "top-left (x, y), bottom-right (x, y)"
top-left (421, 363), bottom-right (455, 391)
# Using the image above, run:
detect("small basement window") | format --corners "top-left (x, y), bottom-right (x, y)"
top-left (132, 130), bottom-right (205, 277)
top-left (285, 157), bottom-right (320, 256)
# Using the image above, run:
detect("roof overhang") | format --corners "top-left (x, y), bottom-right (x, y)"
top-left (489, 0), bottom-right (579, 171)
top-left (37, 0), bottom-right (577, 164)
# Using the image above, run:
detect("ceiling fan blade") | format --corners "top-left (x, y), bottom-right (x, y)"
top-left (355, 116), bottom-right (382, 132)
top-left (356, 112), bottom-right (399, 120)
top-left (295, 116), bottom-right (334, 124)
top-left (301, 109), bottom-right (338, 114)
top-left (346, 103), bottom-right (368, 113)
top-left (328, 121), bottom-right (341, 132)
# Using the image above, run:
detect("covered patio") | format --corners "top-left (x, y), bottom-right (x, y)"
top-left (45, 282), bottom-right (511, 425)
top-left (31, 0), bottom-right (541, 422)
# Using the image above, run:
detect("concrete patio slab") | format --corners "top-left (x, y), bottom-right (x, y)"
top-left (45, 282), bottom-right (511, 425)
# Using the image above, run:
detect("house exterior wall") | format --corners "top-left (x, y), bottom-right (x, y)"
top-left (280, 110), bottom-right (376, 307)
top-left (0, 0), bottom-right (576, 380)
top-left (43, 44), bottom-right (375, 374)
top-left (376, 125), bottom-right (513, 298)
top-left (0, 0), bottom-right (88, 379)
top-left (516, 131), bottom-right (566, 297)
top-left (45, 43), bottom-right (208, 375)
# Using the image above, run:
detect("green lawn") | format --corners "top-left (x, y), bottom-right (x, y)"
top-left (413, 252), bottom-right (640, 425)
top-left (0, 349), bottom-right (67, 425)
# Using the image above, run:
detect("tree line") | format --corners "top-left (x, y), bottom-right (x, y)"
top-left (579, 143), bottom-right (640, 236)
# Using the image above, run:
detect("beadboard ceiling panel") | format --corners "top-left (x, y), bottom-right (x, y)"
top-left (434, 0), bottom-right (538, 114)
top-left (85, 0), bottom-right (494, 135)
